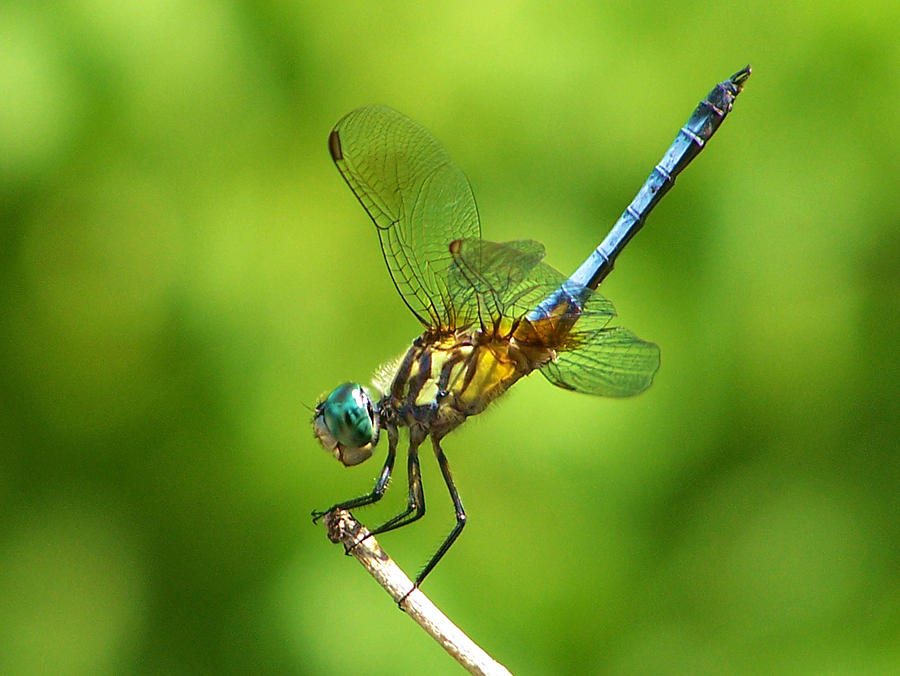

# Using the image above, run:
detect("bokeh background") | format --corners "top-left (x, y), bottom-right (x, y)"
top-left (1, 2), bottom-right (897, 674)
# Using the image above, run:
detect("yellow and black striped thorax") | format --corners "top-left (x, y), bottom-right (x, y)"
top-left (385, 331), bottom-right (540, 435)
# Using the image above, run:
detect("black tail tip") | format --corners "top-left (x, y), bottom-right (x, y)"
top-left (731, 65), bottom-right (752, 88)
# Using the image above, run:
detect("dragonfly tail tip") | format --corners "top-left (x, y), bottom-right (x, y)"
top-left (731, 65), bottom-right (752, 88)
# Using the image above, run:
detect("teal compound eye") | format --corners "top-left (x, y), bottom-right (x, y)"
top-left (313, 382), bottom-right (379, 466)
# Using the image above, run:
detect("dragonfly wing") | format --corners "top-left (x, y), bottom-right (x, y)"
top-left (329, 106), bottom-right (481, 330)
top-left (447, 239), bottom-right (547, 329)
top-left (540, 324), bottom-right (660, 397)
top-left (449, 237), bottom-right (658, 395)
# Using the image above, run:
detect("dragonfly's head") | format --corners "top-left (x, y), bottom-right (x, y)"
top-left (313, 382), bottom-right (380, 467)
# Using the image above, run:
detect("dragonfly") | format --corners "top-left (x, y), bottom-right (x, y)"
top-left (313, 66), bottom-right (750, 597)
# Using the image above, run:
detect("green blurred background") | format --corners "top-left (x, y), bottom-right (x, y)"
top-left (1, 2), bottom-right (897, 674)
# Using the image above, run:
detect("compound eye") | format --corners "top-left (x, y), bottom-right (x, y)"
top-left (313, 383), bottom-right (379, 466)
top-left (323, 383), bottom-right (376, 448)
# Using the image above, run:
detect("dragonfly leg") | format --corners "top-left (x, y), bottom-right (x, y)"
top-left (311, 425), bottom-right (398, 524)
top-left (399, 435), bottom-right (466, 604)
top-left (367, 427), bottom-right (427, 536)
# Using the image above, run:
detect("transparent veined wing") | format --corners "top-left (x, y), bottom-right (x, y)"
top-left (445, 238), bottom-right (547, 331)
top-left (329, 106), bottom-right (481, 330)
top-left (539, 324), bottom-right (659, 397)
top-left (449, 238), bottom-right (659, 396)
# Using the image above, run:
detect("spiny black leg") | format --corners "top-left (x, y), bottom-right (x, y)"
top-left (311, 425), bottom-right (398, 523)
top-left (399, 435), bottom-right (466, 605)
top-left (368, 428), bottom-right (428, 536)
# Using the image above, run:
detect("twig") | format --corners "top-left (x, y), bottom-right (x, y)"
top-left (321, 510), bottom-right (514, 676)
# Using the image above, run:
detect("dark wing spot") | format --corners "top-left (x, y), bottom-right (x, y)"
top-left (328, 129), bottom-right (343, 161)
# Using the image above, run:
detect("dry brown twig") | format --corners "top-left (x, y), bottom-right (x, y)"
top-left (321, 510), bottom-right (514, 676)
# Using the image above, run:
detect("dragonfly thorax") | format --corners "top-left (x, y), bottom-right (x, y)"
top-left (380, 330), bottom-right (550, 439)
